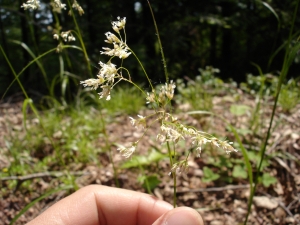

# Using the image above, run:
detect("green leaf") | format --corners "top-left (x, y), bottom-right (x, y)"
top-left (232, 165), bottom-right (248, 179)
top-left (202, 166), bottom-right (220, 183)
top-left (230, 104), bottom-right (250, 116)
top-left (138, 174), bottom-right (161, 191)
top-left (261, 173), bottom-right (277, 187)
top-left (121, 149), bottom-right (167, 169)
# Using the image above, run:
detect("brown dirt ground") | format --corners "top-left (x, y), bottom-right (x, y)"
top-left (0, 92), bottom-right (300, 225)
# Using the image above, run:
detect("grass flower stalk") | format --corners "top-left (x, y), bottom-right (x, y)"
top-left (80, 11), bottom-right (237, 209)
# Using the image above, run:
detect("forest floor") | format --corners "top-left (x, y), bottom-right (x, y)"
top-left (0, 91), bottom-right (300, 225)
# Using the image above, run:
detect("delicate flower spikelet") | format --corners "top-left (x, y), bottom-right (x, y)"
top-left (104, 32), bottom-right (121, 44)
top-left (169, 160), bottom-right (189, 175)
top-left (129, 115), bottom-right (146, 129)
top-left (219, 140), bottom-right (238, 154)
top-left (146, 91), bottom-right (156, 104)
top-left (98, 61), bottom-right (118, 83)
top-left (117, 142), bottom-right (137, 158)
top-left (60, 31), bottom-right (76, 42)
top-left (159, 124), bottom-right (184, 143)
top-left (80, 77), bottom-right (104, 90)
top-left (164, 80), bottom-right (176, 100)
top-left (112, 17), bottom-right (126, 33)
top-left (101, 42), bottom-right (131, 59)
top-left (191, 135), bottom-right (209, 157)
top-left (21, 0), bottom-right (40, 10)
top-left (51, 0), bottom-right (67, 13)
top-left (53, 34), bottom-right (59, 40)
top-left (70, 0), bottom-right (84, 16)
top-left (98, 84), bottom-right (111, 100)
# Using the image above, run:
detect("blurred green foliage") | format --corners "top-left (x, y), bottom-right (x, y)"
top-left (1, 0), bottom-right (300, 100)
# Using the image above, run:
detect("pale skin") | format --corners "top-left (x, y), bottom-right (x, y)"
top-left (26, 185), bottom-right (204, 225)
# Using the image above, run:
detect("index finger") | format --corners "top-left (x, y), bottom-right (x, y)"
top-left (26, 185), bottom-right (173, 225)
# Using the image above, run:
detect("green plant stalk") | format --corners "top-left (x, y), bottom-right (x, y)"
top-left (2, 45), bottom-right (83, 100)
top-left (99, 110), bottom-right (120, 187)
top-left (249, 62), bottom-right (266, 133)
top-left (1, 46), bottom-right (66, 166)
top-left (11, 40), bottom-right (50, 90)
top-left (25, 10), bottom-right (40, 55)
top-left (167, 141), bottom-right (177, 208)
top-left (128, 49), bottom-right (154, 91)
top-left (245, 0), bottom-right (300, 223)
top-left (147, 1), bottom-right (177, 207)
top-left (137, 162), bottom-right (152, 194)
top-left (66, 0), bottom-right (92, 77)
top-left (147, 0), bottom-right (169, 83)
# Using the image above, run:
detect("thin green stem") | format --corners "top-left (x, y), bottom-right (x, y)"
top-left (128, 48), bottom-right (154, 90)
top-left (66, 0), bottom-right (92, 76)
top-left (172, 170), bottom-right (177, 208)
top-left (244, 1), bottom-right (300, 224)
top-left (1, 46), bottom-right (66, 166)
top-left (147, 0), bottom-right (169, 83)
top-left (167, 141), bottom-right (177, 208)
top-left (99, 110), bottom-right (119, 187)
top-left (1, 45), bottom-right (83, 100)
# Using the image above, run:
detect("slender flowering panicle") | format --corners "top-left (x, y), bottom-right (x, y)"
top-left (80, 16), bottom-right (237, 176)
top-left (81, 16), bottom-right (132, 100)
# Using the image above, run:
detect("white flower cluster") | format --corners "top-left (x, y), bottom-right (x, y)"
top-left (100, 26), bottom-right (131, 59)
top-left (120, 110), bottom-right (237, 161)
top-left (21, 0), bottom-right (40, 10)
top-left (80, 17), bottom-right (131, 100)
top-left (146, 80), bottom-right (176, 105)
top-left (53, 31), bottom-right (76, 42)
top-left (21, 0), bottom-right (84, 16)
top-left (156, 113), bottom-right (237, 157)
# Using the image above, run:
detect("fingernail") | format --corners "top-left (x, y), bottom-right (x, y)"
top-left (166, 208), bottom-right (202, 225)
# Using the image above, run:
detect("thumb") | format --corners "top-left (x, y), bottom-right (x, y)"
top-left (152, 207), bottom-right (204, 225)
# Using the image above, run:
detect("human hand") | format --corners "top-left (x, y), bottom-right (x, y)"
top-left (26, 185), bottom-right (203, 225)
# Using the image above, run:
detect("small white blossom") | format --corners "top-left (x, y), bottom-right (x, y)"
top-left (98, 85), bottom-right (111, 100)
top-left (169, 160), bottom-right (189, 175)
top-left (104, 32), bottom-right (121, 44)
top-left (118, 143), bottom-right (136, 158)
top-left (111, 17), bottom-right (126, 32)
top-left (146, 91), bottom-right (155, 104)
top-left (53, 34), bottom-right (59, 40)
top-left (98, 61), bottom-right (118, 83)
top-left (21, 0), bottom-right (40, 10)
top-left (71, 0), bottom-right (84, 16)
top-left (164, 80), bottom-right (176, 100)
top-left (80, 77), bottom-right (104, 90)
top-left (129, 115), bottom-right (146, 129)
top-left (60, 31), bottom-right (76, 42)
top-left (51, 0), bottom-right (67, 13)
top-left (101, 43), bottom-right (131, 59)
top-left (219, 140), bottom-right (237, 154)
